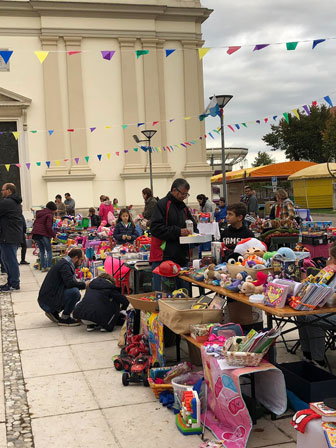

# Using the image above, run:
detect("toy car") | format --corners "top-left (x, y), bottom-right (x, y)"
top-left (122, 355), bottom-right (152, 387)
top-left (113, 353), bottom-right (134, 372)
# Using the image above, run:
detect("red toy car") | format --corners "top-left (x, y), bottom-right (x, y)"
top-left (113, 353), bottom-right (134, 372)
top-left (122, 355), bottom-right (152, 387)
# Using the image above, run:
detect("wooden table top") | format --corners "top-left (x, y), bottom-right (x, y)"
top-left (180, 275), bottom-right (336, 318)
top-left (181, 334), bottom-right (204, 350)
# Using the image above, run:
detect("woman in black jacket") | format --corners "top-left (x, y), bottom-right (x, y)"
top-left (73, 273), bottom-right (129, 331)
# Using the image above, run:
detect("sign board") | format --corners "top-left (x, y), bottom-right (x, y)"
top-left (272, 176), bottom-right (277, 186)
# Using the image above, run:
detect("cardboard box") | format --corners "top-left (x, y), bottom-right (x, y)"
top-left (127, 292), bottom-right (161, 313)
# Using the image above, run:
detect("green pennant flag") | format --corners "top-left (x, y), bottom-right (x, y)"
top-left (85, 156), bottom-right (90, 163)
top-left (242, 123), bottom-right (247, 128)
top-left (36, 162), bottom-right (41, 166)
top-left (283, 112), bottom-right (290, 124)
top-left (286, 42), bottom-right (298, 51)
top-left (136, 50), bottom-right (149, 59)
top-left (133, 147), bottom-right (138, 152)
top-left (30, 130), bottom-right (37, 134)
top-left (122, 124), bottom-right (128, 130)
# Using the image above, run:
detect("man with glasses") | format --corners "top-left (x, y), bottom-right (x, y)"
top-left (0, 183), bottom-right (23, 292)
top-left (150, 178), bottom-right (198, 290)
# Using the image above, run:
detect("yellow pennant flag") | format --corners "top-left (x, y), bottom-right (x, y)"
top-left (34, 51), bottom-right (49, 64)
top-left (105, 126), bottom-right (111, 130)
top-left (107, 153), bottom-right (111, 159)
top-left (184, 117), bottom-right (191, 120)
top-left (5, 164), bottom-right (10, 172)
top-left (12, 131), bottom-right (20, 140)
top-left (55, 160), bottom-right (60, 166)
top-left (291, 109), bottom-right (300, 119)
top-left (199, 48), bottom-right (210, 60)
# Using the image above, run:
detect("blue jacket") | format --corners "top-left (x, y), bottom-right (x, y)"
top-left (214, 205), bottom-right (227, 222)
top-left (113, 221), bottom-right (138, 244)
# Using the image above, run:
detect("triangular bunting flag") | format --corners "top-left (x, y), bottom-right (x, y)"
top-left (15, 163), bottom-right (21, 168)
top-left (121, 124), bottom-right (128, 130)
top-left (169, 119), bottom-right (175, 123)
top-left (97, 154), bottom-right (102, 161)
top-left (67, 129), bottom-right (74, 132)
top-left (68, 51), bottom-right (81, 56)
top-left (137, 122), bottom-right (145, 127)
top-left (312, 101), bottom-right (317, 106)
top-left (26, 163), bottom-right (31, 170)
top-left (64, 159), bottom-right (69, 162)
top-left (235, 124), bottom-right (240, 130)
top-left (74, 157), bottom-right (80, 164)
top-left (256, 120), bottom-right (261, 125)
top-left (165, 49), bottom-right (176, 57)
top-left (35, 51), bottom-right (49, 64)
top-left (101, 50), bottom-right (115, 60)
top-left (242, 123), bottom-right (247, 127)
top-left (107, 153), bottom-right (111, 159)
top-left (55, 160), bottom-right (60, 166)
top-left (198, 48), bottom-right (210, 59)
top-left (273, 115), bottom-right (278, 121)
top-left (324, 95), bottom-right (334, 107)
top-left (253, 44), bottom-right (270, 51)
top-left (283, 112), bottom-right (290, 124)
top-left (291, 109), bottom-right (300, 119)
top-left (12, 132), bottom-right (20, 140)
top-left (84, 156), bottom-right (89, 163)
top-left (36, 162), bottom-right (41, 166)
top-left (209, 132), bottom-right (214, 139)
top-left (5, 164), bottom-right (10, 172)
top-left (133, 147), bottom-right (138, 152)
top-left (264, 118), bottom-right (268, 123)
top-left (30, 130), bottom-right (37, 134)
top-left (227, 46), bottom-right (241, 55)
top-left (48, 130), bottom-right (54, 135)
top-left (302, 105), bottom-right (311, 115)
top-left (184, 117), bottom-right (191, 120)
top-left (286, 42), bottom-right (298, 51)
top-left (124, 150), bottom-right (128, 153)
top-left (136, 50), bottom-right (149, 59)
top-left (116, 152), bottom-right (119, 156)
top-left (0, 50), bottom-right (13, 64)
top-left (105, 126), bottom-right (111, 130)
top-left (153, 121), bottom-right (159, 126)
top-left (228, 125), bottom-right (235, 132)
top-left (89, 127), bottom-right (96, 133)
top-left (312, 39), bottom-right (326, 49)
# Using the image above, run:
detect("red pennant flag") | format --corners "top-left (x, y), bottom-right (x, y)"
top-left (228, 125), bottom-right (235, 132)
top-left (227, 46), bottom-right (241, 55)
top-left (264, 118), bottom-right (268, 123)
top-left (312, 101), bottom-right (317, 106)
top-left (153, 121), bottom-right (159, 126)
top-left (67, 129), bottom-right (74, 132)
top-left (68, 51), bottom-right (81, 56)
top-left (116, 152), bottom-right (119, 156)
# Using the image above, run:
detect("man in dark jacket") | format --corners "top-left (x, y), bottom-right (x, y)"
top-left (38, 248), bottom-right (87, 326)
top-left (150, 178), bottom-right (198, 290)
top-left (0, 183), bottom-right (23, 292)
top-left (73, 273), bottom-right (129, 332)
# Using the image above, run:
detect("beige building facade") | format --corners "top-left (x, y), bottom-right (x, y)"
top-left (0, 0), bottom-right (213, 210)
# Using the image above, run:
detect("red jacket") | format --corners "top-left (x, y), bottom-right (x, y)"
top-left (32, 208), bottom-right (56, 238)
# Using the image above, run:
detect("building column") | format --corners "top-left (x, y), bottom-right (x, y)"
top-left (141, 38), bottom-right (174, 176)
top-left (119, 38), bottom-right (143, 177)
top-left (181, 40), bottom-right (212, 179)
top-left (40, 36), bottom-right (68, 177)
top-left (64, 37), bottom-right (93, 176)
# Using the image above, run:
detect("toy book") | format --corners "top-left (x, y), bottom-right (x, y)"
top-left (322, 422), bottom-right (336, 447)
top-left (310, 402), bottom-right (336, 417)
top-left (264, 283), bottom-right (289, 308)
top-left (208, 295), bottom-right (226, 310)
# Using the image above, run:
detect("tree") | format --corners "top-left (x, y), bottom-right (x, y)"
top-left (262, 105), bottom-right (331, 162)
top-left (322, 112), bottom-right (336, 161)
top-left (252, 151), bottom-right (275, 167)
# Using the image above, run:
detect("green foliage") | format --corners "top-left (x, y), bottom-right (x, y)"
top-left (252, 151), bottom-right (275, 167)
top-left (322, 113), bottom-right (336, 161)
top-left (262, 105), bottom-right (332, 162)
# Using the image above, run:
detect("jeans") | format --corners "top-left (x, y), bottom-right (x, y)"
top-left (62, 287), bottom-right (81, 317)
top-left (297, 314), bottom-right (336, 361)
top-left (152, 261), bottom-right (162, 291)
top-left (36, 236), bottom-right (52, 269)
top-left (0, 243), bottom-right (20, 288)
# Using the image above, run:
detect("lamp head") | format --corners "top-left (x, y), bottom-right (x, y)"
top-left (141, 129), bottom-right (157, 139)
top-left (210, 95), bottom-right (233, 109)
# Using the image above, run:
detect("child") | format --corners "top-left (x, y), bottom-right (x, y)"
top-left (220, 203), bottom-right (254, 254)
top-left (113, 208), bottom-right (138, 244)
top-left (73, 273), bottom-right (129, 332)
top-left (214, 197), bottom-right (227, 223)
top-left (88, 207), bottom-right (101, 227)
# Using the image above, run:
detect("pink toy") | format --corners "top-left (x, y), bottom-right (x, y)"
top-left (104, 256), bottom-right (130, 278)
top-left (252, 271), bottom-right (268, 287)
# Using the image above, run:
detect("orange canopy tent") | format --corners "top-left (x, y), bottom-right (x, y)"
top-left (211, 161), bottom-right (317, 183)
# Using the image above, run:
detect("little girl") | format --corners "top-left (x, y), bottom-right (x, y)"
top-left (113, 208), bottom-right (138, 244)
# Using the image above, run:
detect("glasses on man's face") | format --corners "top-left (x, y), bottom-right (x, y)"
top-left (176, 188), bottom-right (190, 198)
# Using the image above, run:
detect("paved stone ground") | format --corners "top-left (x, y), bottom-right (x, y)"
top-left (1, 248), bottom-right (335, 447)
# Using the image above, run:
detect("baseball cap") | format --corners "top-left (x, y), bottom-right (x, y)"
top-left (153, 260), bottom-right (181, 277)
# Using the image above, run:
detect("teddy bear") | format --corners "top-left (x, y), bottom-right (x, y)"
top-left (204, 264), bottom-right (217, 284)
top-left (234, 238), bottom-right (268, 259)
top-left (220, 273), bottom-right (231, 288)
top-left (239, 281), bottom-right (264, 296)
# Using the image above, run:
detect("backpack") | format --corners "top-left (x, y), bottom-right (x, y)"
top-left (107, 210), bottom-right (115, 226)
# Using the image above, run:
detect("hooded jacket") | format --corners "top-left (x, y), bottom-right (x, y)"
top-left (0, 194), bottom-right (23, 245)
top-left (113, 221), bottom-right (138, 244)
top-left (73, 277), bottom-right (129, 331)
top-left (150, 192), bottom-right (198, 266)
top-left (143, 196), bottom-right (158, 223)
top-left (32, 208), bottom-right (56, 239)
top-left (99, 200), bottom-right (114, 224)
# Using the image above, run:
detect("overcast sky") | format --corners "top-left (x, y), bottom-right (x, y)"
top-left (201, 0), bottom-right (335, 167)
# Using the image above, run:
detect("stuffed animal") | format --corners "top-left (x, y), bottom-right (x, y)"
top-left (252, 271), bottom-right (268, 287)
top-left (274, 247), bottom-right (296, 261)
top-left (242, 255), bottom-right (265, 267)
top-left (234, 238), bottom-right (268, 258)
top-left (239, 281), bottom-right (264, 296)
top-left (220, 273), bottom-right (231, 288)
top-left (226, 271), bottom-right (249, 292)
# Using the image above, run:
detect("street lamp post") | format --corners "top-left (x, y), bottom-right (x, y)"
top-left (133, 129), bottom-right (157, 194)
top-left (210, 95), bottom-right (233, 201)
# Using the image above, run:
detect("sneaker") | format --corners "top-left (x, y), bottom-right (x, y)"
top-left (87, 324), bottom-right (99, 332)
top-left (20, 261), bottom-right (30, 265)
top-left (100, 328), bottom-right (108, 332)
top-left (0, 284), bottom-right (10, 293)
top-left (45, 312), bottom-right (60, 323)
top-left (58, 317), bottom-right (81, 327)
top-left (10, 286), bottom-right (20, 291)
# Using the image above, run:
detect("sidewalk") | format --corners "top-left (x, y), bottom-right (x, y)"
top-left (0, 249), bottom-right (298, 447)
